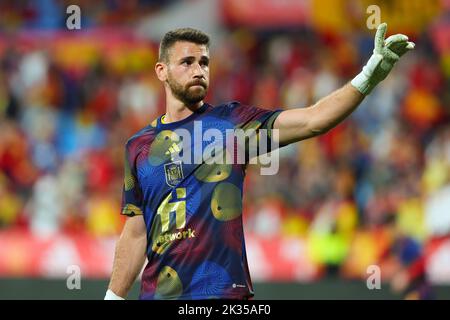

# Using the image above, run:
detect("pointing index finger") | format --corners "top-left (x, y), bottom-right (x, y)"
top-left (374, 23), bottom-right (387, 53)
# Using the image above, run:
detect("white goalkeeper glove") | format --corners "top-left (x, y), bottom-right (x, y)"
top-left (351, 22), bottom-right (415, 96)
top-left (104, 289), bottom-right (125, 300)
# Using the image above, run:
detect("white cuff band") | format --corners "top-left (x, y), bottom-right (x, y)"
top-left (350, 53), bottom-right (383, 96)
top-left (104, 289), bottom-right (125, 300)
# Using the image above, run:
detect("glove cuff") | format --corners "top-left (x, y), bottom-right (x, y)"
top-left (351, 53), bottom-right (383, 96)
top-left (351, 71), bottom-right (373, 96)
top-left (104, 289), bottom-right (125, 300)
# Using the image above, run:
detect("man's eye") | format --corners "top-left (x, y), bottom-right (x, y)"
top-left (182, 61), bottom-right (191, 66)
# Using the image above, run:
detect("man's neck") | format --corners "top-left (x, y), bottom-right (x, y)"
top-left (163, 98), bottom-right (203, 124)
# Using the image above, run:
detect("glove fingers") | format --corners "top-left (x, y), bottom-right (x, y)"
top-left (388, 41), bottom-right (408, 56)
top-left (397, 42), bottom-right (415, 56)
top-left (406, 41), bottom-right (415, 50)
top-left (389, 41), bottom-right (415, 57)
top-left (374, 23), bottom-right (387, 53)
top-left (385, 34), bottom-right (409, 47)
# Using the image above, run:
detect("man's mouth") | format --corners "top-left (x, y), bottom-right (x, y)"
top-left (188, 81), bottom-right (207, 89)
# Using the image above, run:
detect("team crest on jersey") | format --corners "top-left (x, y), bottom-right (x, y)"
top-left (164, 161), bottom-right (184, 187)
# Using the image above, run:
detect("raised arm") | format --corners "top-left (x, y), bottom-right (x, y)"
top-left (106, 215), bottom-right (147, 299)
top-left (274, 23), bottom-right (415, 145)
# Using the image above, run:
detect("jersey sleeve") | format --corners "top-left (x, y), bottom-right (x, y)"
top-left (121, 141), bottom-right (144, 216)
top-left (231, 102), bottom-right (282, 133)
top-left (230, 102), bottom-right (283, 160)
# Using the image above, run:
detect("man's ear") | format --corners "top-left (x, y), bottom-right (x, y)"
top-left (155, 62), bottom-right (167, 82)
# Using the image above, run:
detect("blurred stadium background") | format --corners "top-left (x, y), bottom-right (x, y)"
top-left (0, 0), bottom-right (449, 300)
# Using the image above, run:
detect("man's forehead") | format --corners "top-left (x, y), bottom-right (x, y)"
top-left (169, 41), bottom-right (209, 59)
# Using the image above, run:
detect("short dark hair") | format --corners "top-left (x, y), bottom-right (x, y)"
top-left (159, 27), bottom-right (210, 63)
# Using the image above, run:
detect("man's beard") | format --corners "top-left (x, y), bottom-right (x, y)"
top-left (167, 73), bottom-right (208, 106)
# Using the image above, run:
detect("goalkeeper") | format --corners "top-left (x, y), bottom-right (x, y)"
top-left (105, 23), bottom-right (414, 300)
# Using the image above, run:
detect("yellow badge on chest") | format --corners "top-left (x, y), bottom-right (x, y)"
top-left (164, 161), bottom-right (184, 187)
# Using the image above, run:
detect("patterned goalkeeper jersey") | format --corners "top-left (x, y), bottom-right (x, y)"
top-left (121, 101), bottom-right (281, 300)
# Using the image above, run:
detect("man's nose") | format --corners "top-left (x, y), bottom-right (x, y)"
top-left (192, 63), bottom-right (205, 78)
